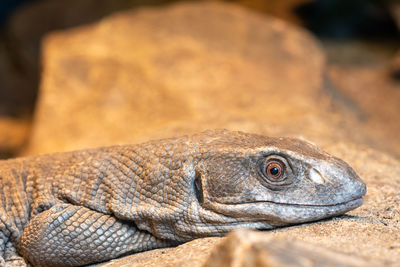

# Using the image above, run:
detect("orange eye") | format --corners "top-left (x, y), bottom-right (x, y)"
top-left (265, 161), bottom-right (283, 179)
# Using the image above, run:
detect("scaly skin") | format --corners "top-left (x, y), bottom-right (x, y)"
top-left (0, 130), bottom-right (366, 266)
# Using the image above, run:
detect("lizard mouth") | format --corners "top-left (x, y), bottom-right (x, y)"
top-left (207, 197), bottom-right (364, 225)
top-left (213, 196), bottom-right (364, 208)
top-left (260, 197), bottom-right (364, 225)
top-left (264, 196), bottom-right (364, 208)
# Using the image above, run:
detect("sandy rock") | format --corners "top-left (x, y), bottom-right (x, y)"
top-left (0, 0), bottom-right (310, 118)
top-left (27, 2), bottom-right (400, 159)
top-left (94, 237), bottom-right (220, 267)
top-left (26, 1), bottom-right (335, 155)
top-left (0, 0), bottom-right (162, 118)
top-left (204, 229), bottom-right (375, 267)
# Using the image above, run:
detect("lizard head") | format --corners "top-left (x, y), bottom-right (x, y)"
top-left (192, 130), bottom-right (366, 229)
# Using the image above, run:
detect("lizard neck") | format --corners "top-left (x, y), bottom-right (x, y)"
top-left (50, 144), bottom-right (199, 237)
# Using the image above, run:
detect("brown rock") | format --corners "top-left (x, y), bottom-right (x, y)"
top-left (0, 0), bottom-right (172, 117)
top-left (0, 0), bottom-right (312, 123)
top-left (0, 0), bottom-right (314, 134)
top-left (204, 229), bottom-right (375, 267)
top-left (27, 2), bottom-right (400, 158)
top-left (27, 1), bottom-right (334, 155)
top-left (0, 0), bottom-right (172, 158)
top-left (92, 237), bottom-right (220, 267)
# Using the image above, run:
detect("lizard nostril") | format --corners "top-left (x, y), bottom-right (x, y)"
top-left (309, 168), bottom-right (326, 184)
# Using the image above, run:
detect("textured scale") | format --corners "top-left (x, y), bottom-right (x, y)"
top-left (0, 130), bottom-right (366, 266)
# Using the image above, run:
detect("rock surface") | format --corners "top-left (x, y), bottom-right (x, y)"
top-left (26, 2), bottom-right (400, 160)
top-left (94, 237), bottom-right (219, 267)
top-left (27, 1), bottom-right (334, 155)
top-left (0, 0), bottom-right (310, 119)
top-left (0, 0), bottom-right (169, 117)
top-left (204, 229), bottom-right (375, 267)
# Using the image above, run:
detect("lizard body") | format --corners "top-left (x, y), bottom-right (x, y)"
top-left (0, 130), bottom-right (366, 266)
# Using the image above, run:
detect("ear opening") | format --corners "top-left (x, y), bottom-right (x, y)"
top-left (194, 171), bottom-right (204, 204)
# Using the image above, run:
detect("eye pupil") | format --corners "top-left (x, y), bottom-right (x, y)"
top-left (270, 167), bottom-right (279, 175)
top-left (265, 161), bottom-right (283, 179)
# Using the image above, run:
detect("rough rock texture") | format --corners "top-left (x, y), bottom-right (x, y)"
top-left (0, 0), bottom-right (175, 157)
top-left (0, 0), bottom-right (173, 116)
top-left (93, 237), bottom-right (220, 267)
top-left (204, 229), bottom-right (375, 267)
top-left (95, 142), bottom-right (400, 266)
top-left (0, 0), bottom-right (309, 119)
top-left (27, 1), bottom-right (336, 155)
top-left (26, 2), bottom-right (400, 160)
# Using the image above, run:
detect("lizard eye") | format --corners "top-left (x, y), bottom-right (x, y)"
top-left (257, 155), bottom-right (293, 188)
top-left (265, 161), bottom-right (283, 179)
top-left (264, 161), bottom-right (284, 179)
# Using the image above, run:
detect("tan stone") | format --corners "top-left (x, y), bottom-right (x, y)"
top-left (94, 237), bottom-right (219, 267)
top-left (204, 229), bottom-right (376, 267)
top-left (27, 1), bottom-right (334, 155)
top-left (28, 2), bottom-right (400, 159)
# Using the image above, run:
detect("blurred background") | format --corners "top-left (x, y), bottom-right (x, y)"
top-left (0, 0), bottom-right (399, 159)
